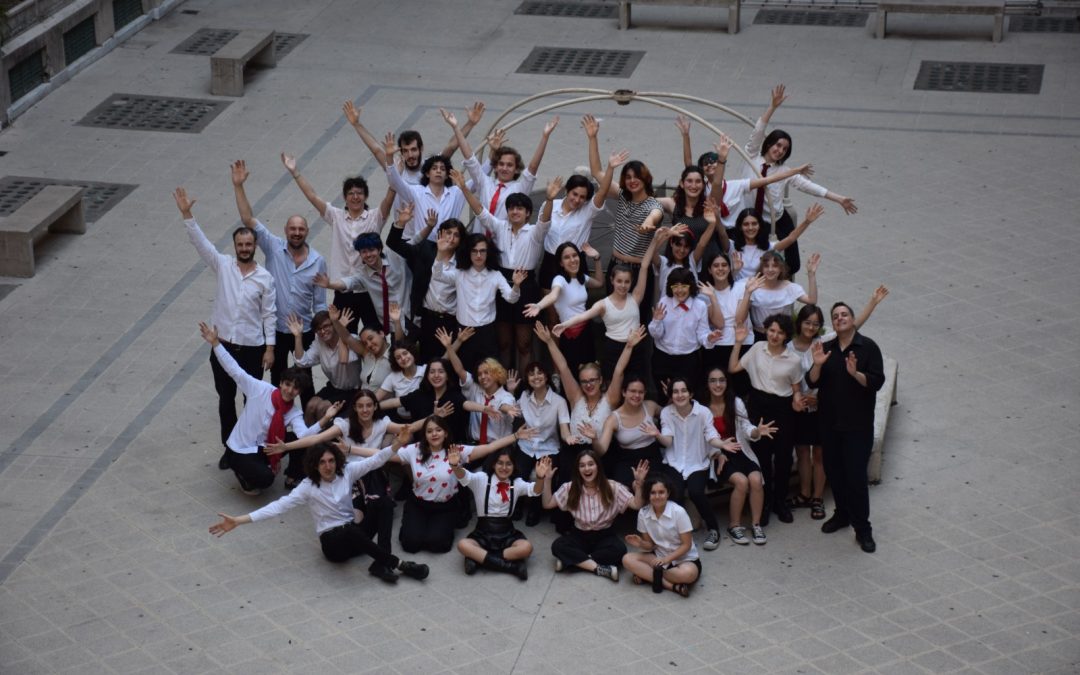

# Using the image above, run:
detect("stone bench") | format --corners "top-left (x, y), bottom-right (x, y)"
top-left (0, 185), bottom-right (85, 277)
top-left (619, 0), bottom-right (741, 34)
top-left (210, 30), bottom-right (276, 96)
top-left (868, 355), bottom-right (899, 484)
top-left (875, 0), bottom-right (1006, 41)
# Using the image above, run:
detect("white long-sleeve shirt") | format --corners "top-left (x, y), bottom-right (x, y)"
top-left (476, 210), bottom-right (549, 271)
top-left (431, 265), bottom-right (518, 327)
top-left (186, 219), bottom-right (276, 346)
top-left (659, 401), bottom-right (720, 478)
top-left (463, 155), bottom-right (537, 222)
top-left (249, 447), bottom-right (393, 533)
top-left (648, 296), bottom-right (715, 356)
top-left (741, 118), bottom-right (828, 220)
top-left (385, 165), bottom-right (467, 242)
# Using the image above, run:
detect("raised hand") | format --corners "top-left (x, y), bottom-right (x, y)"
top-left (383, 132), bottom-right (397, 160)
top-left (608, 149), bottom-right (630, 168)
top-left (703, 200), bottom-right (719, 225)
top-left (173, 187), bottom-right (196, 217)
top-left (745, 274), bottom-right (766, 293)
top-left (338, 306), bottom-right (354, 328)
top-left (770, 83), bottom-right (788, 109)
top-left (807, 252), bottom-right (821, 275)
top-left (327, 304), bottom-right (341, 323)
top-left (487, 128), bottom-right (506, 151)
top-left (731, 250), bottom-right (744, 273)
top-left (198, 321), bottom-right (220, 346)
top-left (280, 153), bottom-right (297, 175)
top-left (396, 202), bottom-right (414, 226)
top-left (209, 513), bottom-right (242, 537)
top-left (424, 208), bottom-right (438, 229)
top-left (626, 325), bottom-right (647, 348)
top-left (698, 280), bottom-right (716, 296)
top-left (512, 268), bottom-right (528, 285)
top-left (810, 340), bottom-right (829, 366)
top-left (434, 326), bottom-right (454, 348)
top-left (388, 302), bottom-right (401, 325)
top-left (639, 420), bottom-right (660, 438)
top-left (652, 303), bottom-right (667, 322)
top-left (455, 326), bottom-right (475, 345)
top-left (325, 400), bottom-right (345, 418)
top-left (871, 284), bottom-right (890, 305)
top-left (757, 418), bottom-right (778, 439)
top-left (674, 115), bottom-right (691, 136)
top-left (466, 101), bottom-right (486, 126)
top-left (793, 162), bottom-right (814, 177)
top-left (543, 116), bottom-right (560, 136)
top-left (714, 133), bottom-right (733, 160)
top-left (286, 313), bottom-right (303, 337)
top-left (631, 459), bottom-right (650, 483)
top-left (546, 176), bottom-right (564, 200)
top-left (845, 351), bottom-right (859, 378)
top-left (343, 100), bottom-right (360, 126)
top-left (392, 424), bottom-right (412, 450)
top-left (804, 203), bottom-right (826, 224)
top-left (506, 369), bottom-right (520, 393)
top-left (313, 272), bottom-right (332, 289)
top-left (534, 455), bottom-right (553, 480)
top-left (582, 242), bottom-right (601, 261)
top-left (448, 168), bottom-right (467, 188)
top-left (439, 108), bottom-right (458, 127)
top-left (434, 400), bottom-right (455, 418)
top-left (447, 445), bottom-right (462, 467)
top-left (230, 159), bottom-right (249, 185)
top-left (838, 196), bottom-right (857, 215)
top-left (581, 114), bottom-right (599, 138)
top-left (734, 325), bottom-right (750, 344)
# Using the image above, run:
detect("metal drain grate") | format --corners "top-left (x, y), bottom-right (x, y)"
top-left (515, 2), bottom-right (617, 18)
top-left (171, 28), bottom-right (239, 55)
top-left (1009, 16), bottom-right (1080, 33)
top-left (273, 32), bottom-right (309, 58)
top-left (753, 9), bottom-right (868, 26)
top-left (77, 94), bottom-right (231, 133)
top-left (0, 177), bottom-right (137, 223)
top-left (516, 47), bottom-right (644, 78)
top-left (914, 61), bottom-right (1043, 94)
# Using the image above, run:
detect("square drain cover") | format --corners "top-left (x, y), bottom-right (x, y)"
top-left (172, 28), bottom-right (308, 57)
top-left (753, 9), bottom-right (868, 27)
top-left (517, 47), bottom-right (644, 78)
top-left (515, 2), bottom-right (617, 18)
top-left (914, 61), bottom-right (1043, 94)
top-left (1009, 16), bottom-right (1079, 33)
top-left (0, 176), bottom-right (137, 222)
top-left (77, 94), bottom-right (230, 133)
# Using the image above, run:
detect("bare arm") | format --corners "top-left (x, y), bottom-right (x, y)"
top-left (581, 115), bottom-right (604, 182)
top-left (855, 285), bottom-right (888, 329)
top-left (761, 84), bottom-right (787, 127)
top-left (281, 153), bottom-right (328, 216)
top-left (728, 327), bottom-right (749, 374)
top-left (802, 253), bottom-right (819, 306)
top-left (526, 117), bottom-right (559, 176)
top-left (343, 101), bottom-right (389, 166)
top-left (675, 115), bottom-right (693, 168)
top-left (607, 326), bottom-right (645, 407)
top-left (774, 203), bottom-right (823, 252)
top-left (552, 298), bottom-right (605, 336)
top-left (535, 322), bottom-right (581, 404)
top-left (594, 149), bottom-right (628, 208)
top-left (439, 101), bottom-right (485, 158)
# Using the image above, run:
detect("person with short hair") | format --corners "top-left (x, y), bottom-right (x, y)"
top-left (315, 230), bottom-right (408, 335)
top-left (209, 436), bottom-right (430, 584)
top-left (622, 473), bottom-right (701, 597)
top-left (286, 307), bottom-right (359, 429)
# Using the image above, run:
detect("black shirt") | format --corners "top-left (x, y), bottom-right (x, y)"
top-left (401, 387), bottom-right (469, 443)
top-left (807, 332), bottom-right (884, 433)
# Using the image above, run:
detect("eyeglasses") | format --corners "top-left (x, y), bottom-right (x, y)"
top-left (707, 377), bottom-right (726, 383)
top-left (803, 322), bottom-right (822, 328)
top-left (471, 248), bottom-right (488, 254)
top-left (580, 378), bottom-right (601, 386)
top-left (346, 190), bottom-right (366, 197)
top-left (670, 283), bottom-right (691, 289)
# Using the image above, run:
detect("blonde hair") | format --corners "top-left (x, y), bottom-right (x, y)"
top-left (477, 358), bottom-right (507, 386)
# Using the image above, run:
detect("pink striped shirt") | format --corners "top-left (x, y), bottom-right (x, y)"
top-left (553, 480), bottom-right (633, 531)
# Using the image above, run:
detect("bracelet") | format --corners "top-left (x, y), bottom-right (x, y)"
top-left (717, 160), bottom-right (726, 164)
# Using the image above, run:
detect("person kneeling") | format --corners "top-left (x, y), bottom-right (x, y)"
top-left (623, 473), bottom-right (701, 598)
top-left (208, 438), bottom-right (428, 584)
top-left (452, 452), bottom-right (552, 580)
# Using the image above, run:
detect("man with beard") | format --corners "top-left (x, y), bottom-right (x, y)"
top-left (176, 187), bottom-right (276, 471)
top-left (231, 160), bottom-right (328, 391)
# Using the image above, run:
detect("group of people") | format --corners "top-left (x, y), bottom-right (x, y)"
top-left (189, 84), bottom-right (887, 595)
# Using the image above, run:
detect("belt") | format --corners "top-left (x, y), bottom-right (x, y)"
top-left (612, 251), bottom-right (644, 265)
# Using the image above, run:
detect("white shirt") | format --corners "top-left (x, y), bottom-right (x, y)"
top-left (341, 258), bottom-right (410, 326)
top-left (517, 388), bottom-right (569, 458)
top-left (424, 258), bottom-right (458, 314)
top-left (701, 282), bottom-right (754, 347)
top-left (739, 342), bottom-right (803, 397)
top-left (322, 204), bottom-right (384, 281)
top-left (397, 443), bottom-right (474, 502)
top-left (334, 416), bottom-right (392, 458)
top-left (638, 501), bottom-right (698, 563)
top-left (379, 365), bottom-right (426, 419)
top-left (432, 265), bottom-right (519, 327)
top-left (186, 219), bottom-right (276, 346)
top-left (749, 282), bottom-right (806, 332)
top-left (550, 275), bottom-right (589, 323)
top-left (459, 470), bottom-right (534, 518)
top-left (463, 155), bottom-right (537, 222)
top-left (648, 295), bottom-right (715, 356)
top-left (462, 373), bottom-right (516, 442)
top-left (731, 240), bottom-right (776, 281)
top-left (249, 447), bottom-right (393, 533)
top-left (569, 396), bottom-right (611, 437)
top-left (294, 336), bottom-right (361, 390)
top-left (602, 295), bottom-right (640, 341)
top-left (655, 254), bottom-right (700, 300)
top-left (477, 210), bottom-right (549, 271)
top-left (730, 397), bottom-right (763, 470)
top-left (713, 179), bottom-right (752, 231)
top-left (659, 401), bottom-right (720, 478)
top-left (360, 350), bottom-right (392, 390)
top-left (542, 198), bottom-right (605, 254)
top-left (213, 344), bottom-right (319, 453)
top-left (741, 117), bottom-right (829, 220)
top-left (385, 165), bottom-right (467, 242)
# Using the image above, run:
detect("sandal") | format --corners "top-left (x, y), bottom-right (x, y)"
top-left (810, 498), bottom-right (826, 520)
top-left (787, 493), bottom-right (812, 509)
top-left (632, 575), bottom-right (646, 586)
top-left (672, 583), bottom-right (691, 598)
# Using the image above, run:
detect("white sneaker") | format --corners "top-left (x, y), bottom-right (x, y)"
top-left (594, 565), bottom-right (619, 582)
top-left (554, 558), bottom-right (564, 573)
top-left (751, 524), bottom-right (767, 545)
top-left (727, 526), bottom-right (750, 545)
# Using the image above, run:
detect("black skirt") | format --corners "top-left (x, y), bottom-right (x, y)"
top-left (466, 516), bottom-right (526, 552)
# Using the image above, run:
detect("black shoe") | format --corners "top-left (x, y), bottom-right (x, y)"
top-left (821, 512), bottom-right (850, 534)
top-left (218, 452), bottom-right (230, 470)
top-left (464, 557), bottom-right (479, 575)
top-left (369, 565), bottom-right (399, 583)
top-left (398, 560), bottom-right (429, 580)
top-left (856, 533), bottom-right (877, 553)
top-left (513, 560), bottom-right (528, 581)
top-left (773, 505), bottom-right (794, 524)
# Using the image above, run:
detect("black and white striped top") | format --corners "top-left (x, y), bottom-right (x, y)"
top-left (611, 195), bottom-right (662, 259)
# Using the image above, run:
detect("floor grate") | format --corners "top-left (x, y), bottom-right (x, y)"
top-left (753, 8), bottom-right (868, 26)
top-left (0, 177), bottom-right (137, 223)
top-left (172, 29), bottom-right (309, 58)
top-left (1009, 16), bottom-right (1080, 33)
top-left (77, 94), bottom-right (231, 133)
top-left (272, 33), bottom-right (309, 59)
top-left (514, 2), bottom-right (618, 18)
top-left (516, 47), bottom-right (644, 78)
top-left (914, 61), bottom-right (1043, 94)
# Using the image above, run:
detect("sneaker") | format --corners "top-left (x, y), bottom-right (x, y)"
top-left (727, 526), bottom-right (750, 545)
top-left (553, 558), bottom-right (564, 573)
top-left (463, 557), bottom-right (478, 575)
top-left (218, 452), bottom-right (230, 470)
top-left (398, 561), bottom-right (429, 580)
top-left (369, 565), bottom-right (399, 583)
top-left (751, 524), bottom-right (767, 545)
top-left (821, 512), bottom-right (850, 534)
top-left (856, 532), bottom-right (877, 554)
top-left (703, 529), bottom-right (721, 551)
top-left (594, 565), bottom-right (619, 582)
top-left (240, 487), bottom-right (262, 496)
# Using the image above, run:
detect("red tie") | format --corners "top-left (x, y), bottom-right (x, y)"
top-left (488, 183), bottom-right (505, 214)
top-left (478, 395), bottom-right (493, 443)
top-left (678, 302), bottom-right (690, 312)
top-left (718, 181), bottom-right (730, 219)
top-left (495, 481), bottom-right (511, 503)
top-left (379, 265), bottom-right (390, 333)
top-left (754, 163), bottom-right (769, 215)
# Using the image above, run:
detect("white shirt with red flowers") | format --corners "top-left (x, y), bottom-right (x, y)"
top-left (396, 443), bottom-right (475, 502)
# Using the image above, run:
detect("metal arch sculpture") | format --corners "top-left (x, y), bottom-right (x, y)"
top-left (470, 88), bottom-right (783, 225)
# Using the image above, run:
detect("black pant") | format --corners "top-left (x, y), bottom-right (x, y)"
top-left (457, 322), bottom-right (498, 375)
top-left (768, 210), bottom-right (799, 276)
top-left (320, 522), bottom-right (400, 569)
top-left (271, 329), bottom-right (313, 385)
top-left (399, 496), bottom-right (458, 553)
top-left (821, 427), bottom-right (874, 537)
top-left (652, 348), bottom-right (701, 406)
top-left (703, 344), bottom-right (752, 399)
top-left (419, 308), bottom-right (459, 364)
top-left (225, 448), bottom-right (275, 492)
top-left (559, 322), bottom-right (597, 379)
top-left (552, 526), bottom-right (625, 567)
top-left (655, 463), bottom-right (719, 532)
top-left (333, 290), bottom-right (378, 334)
top-left (747, 389), bottom-right (796, 510)
top-left (210, 342), bottom-right (265, 448)
top-left (600, 336), bottom-right (649, 387)
top-left (608, 442), bottom-right (663, 489)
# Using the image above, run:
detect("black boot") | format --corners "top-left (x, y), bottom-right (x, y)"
top-left (483, 554), bottom-right (528, 580)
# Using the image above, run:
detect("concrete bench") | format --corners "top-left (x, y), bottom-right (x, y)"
top-left (868, 355), bottom-right (899, 484)
top-left (0, 185), bottom-right (86, 277)
top-left (619, 0), bottom-right (741, 34)
top-left (875, 0), bottom-right (1005, 41)
top-left (210, 30), bottom-right (276, 96)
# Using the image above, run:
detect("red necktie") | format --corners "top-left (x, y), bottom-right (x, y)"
top-left (677, 302), bottom-right (689, 312)
top-left (754, 163), bottom-right (768, 215)
top-left (495, 480), bottom-right (511, 503)
top-left (379, 265), bottom-right (390, 333)
top-left (488, 183), bottom-right (505, 214)
top-left (718, 181), bottom-right (730, 219)
top-left (478, 395), bottom-right (493, 443)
